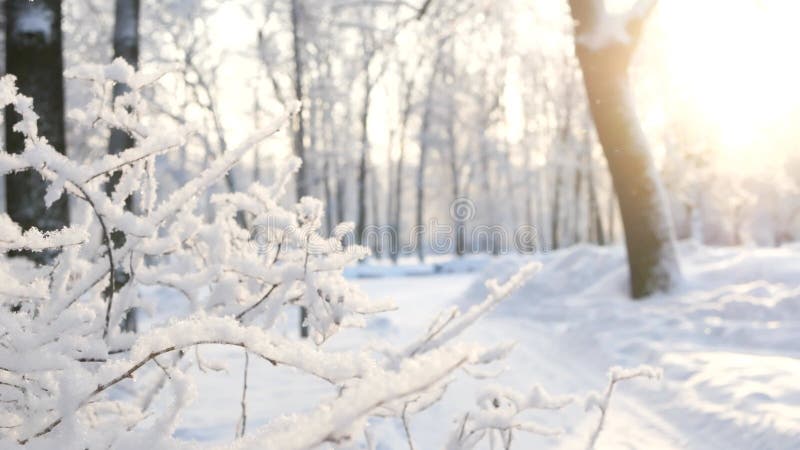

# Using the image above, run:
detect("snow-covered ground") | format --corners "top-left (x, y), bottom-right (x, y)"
top-left (168, 243), bottom-right (800, 449)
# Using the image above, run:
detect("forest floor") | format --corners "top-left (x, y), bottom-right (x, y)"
top-left (162, 243), bottom-right (800, 449)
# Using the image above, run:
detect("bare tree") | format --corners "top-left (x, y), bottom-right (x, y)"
top-left (387, 50), bottom-right (424, 262)
top-left (568, 0), bottom-right (680, 297)
top-left (415, 41), bottom-right (445, 262)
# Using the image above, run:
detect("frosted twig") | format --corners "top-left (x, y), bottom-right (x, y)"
top-left (584, 365), bottom-right (662, 449)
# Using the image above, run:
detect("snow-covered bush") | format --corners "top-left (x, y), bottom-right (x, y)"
top-left (0, 60), bottom-right (657, 449)
top-left (0, 60), bottom-right (539, 448)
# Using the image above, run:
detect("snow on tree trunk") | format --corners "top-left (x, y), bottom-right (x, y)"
top-left (568, 0), bottom-right (681, 298)
top-left (4, 0), bottom-right (68, 264)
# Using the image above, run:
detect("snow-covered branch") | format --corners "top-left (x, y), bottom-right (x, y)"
top-left (584, 365), bottom-right (662, 449)
top-left (447, 384), bottom-right (573, 449)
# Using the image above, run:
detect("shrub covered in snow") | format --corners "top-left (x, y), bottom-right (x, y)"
top-left (0, 60), bottom-right (655, 449)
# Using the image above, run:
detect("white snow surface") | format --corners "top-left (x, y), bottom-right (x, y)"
top-left (167, 242), bottom-right (800, 449)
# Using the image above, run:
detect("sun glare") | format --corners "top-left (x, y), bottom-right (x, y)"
top-left (646, 0), bottom-right (800, 173)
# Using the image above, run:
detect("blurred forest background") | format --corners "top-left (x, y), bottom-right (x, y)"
top-left (2, 0), bottom-right (799, 261)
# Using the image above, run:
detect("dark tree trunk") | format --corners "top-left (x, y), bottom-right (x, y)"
top-left (108, 0), bottom-right (139, 158)
top-left (568, 0), bottom-right (680, 298)
top-left (106, 0), bottom-right (141, 333)
top-left (4, 0), bottom-right (68, 264)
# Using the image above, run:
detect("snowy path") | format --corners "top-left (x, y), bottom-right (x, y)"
top-left (171, 244), bottom-right (800, 449)
top-left (349, 245), bottom-right (800, 449)
top-left (352, 271), bottom-right (688, 450)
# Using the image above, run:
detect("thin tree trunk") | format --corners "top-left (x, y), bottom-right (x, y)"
top-left (551, 165), bottom-right (562, 250)
top-left (415, 44), bottom-right (445, 262)
top-left (586, 151), bottom-right (606, 245)
top-left (355, 48), bottom-right (372, 248)
top-left (391, 89), bottom-right (412, 263)
top-left (290, 0), bottom-right (307, 201)
top-left (535, 170), bottom-right (547, 251)
top-left (355, 87), bottom-right (369, 247)
top-left (252, 81), bottom-right (262, 184)
top-left (568, 0), bottom-right (680, 298)
top-left (290, 0), bottom-right (309, 337)
top-left (392, 128), bottom-right (406, 262)
top-left (323, 156), bottom-right (334, 233)
top-left (415, 131), bottom-right (429, 263)
top-left (446, 111), bottom-right (465, 257)
top-left (336, 160), bottom-right (346, 227)
top-left (5, 0), bottom-right (68, 265)
top-left (385, 127), bottom-right (395, 257)
top-left (108, 0), bottom-right (141, 333)
top-left (550, 79), bottom-right (573, 251)
top-left (524, 148), bottom-right (534, 228)
top-left (572, 146), bottom-right (584, 245)
top-left (370, 165), bottom-right (381, 257)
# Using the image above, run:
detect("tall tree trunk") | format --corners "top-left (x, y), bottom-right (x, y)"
top-left (108, 0), bottom-right (141, 333)
top-left (524, 147), bottom-right (534, 229)
top-left (384, 127), bottom-right (395, 257)
top-left (355, 49), bottom-right (372, 248)
top-left (550, 165), bottom-right (562, 250)
top-left (252, 80), bottom-right (262, 184)
top-left (335, 160), bottom-right (346, 228)
top-left (535, 170), bottom-right (547, 251)
top-left (447, 124), bottom-right (465, 257)
top-left (568, 0), bottom-right (680, 298)
top-left (290, 0), bottom-right (307, 201)
top-left (290, 0), bottom-right (309, 337)
top-left (4, 0), bottom-right (68, 264)
top-left (369, 166), bottom-right (381, 257)
top-left (391, 85), bottom-right (413, 263)
top-left (572, 146), bottom-right (584, 245)
top-left (550, 80), bottom-right (573, 252)
top-left (391, 128), bottom-right (405, 262)
top-left (586, 150), bottom-right (606, 245)
top-left (355, 88), bottom-right (369, 247)
top-left (323, 156), bottom-right (334, 233)
top-left (416, 44), bottom-right (444, 262)
top-left (415, 131), bottom-right (429, 262)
